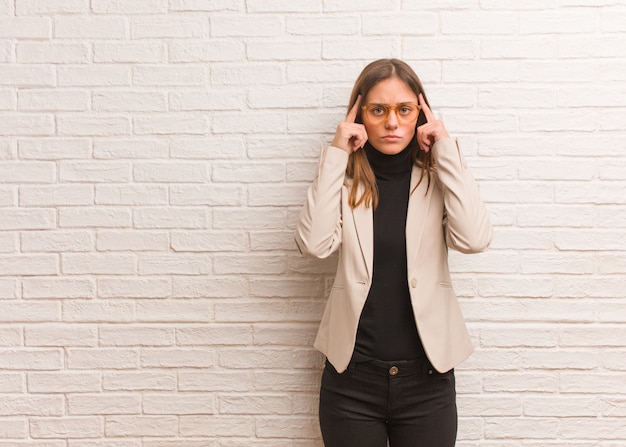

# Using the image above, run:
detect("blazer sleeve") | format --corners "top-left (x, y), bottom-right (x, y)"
top-left (433, 138), bottom-right (493, 254)
top-left (295, 145), bottom-right (350, 259)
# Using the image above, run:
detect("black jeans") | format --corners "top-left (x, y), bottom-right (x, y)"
top-left (319, 356), bottom-right (457, 447)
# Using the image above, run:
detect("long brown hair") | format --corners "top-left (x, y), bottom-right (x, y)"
top-left (345, 59), bottom-right (434, 209)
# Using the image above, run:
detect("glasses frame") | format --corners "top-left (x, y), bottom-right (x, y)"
top-left (361, 102), bottom-right (421, 124)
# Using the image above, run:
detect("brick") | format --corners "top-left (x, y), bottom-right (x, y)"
top-left (520, 10), bottom-right (598, 34)
top-left (441, 11), bottom-right (519, 34)
top-left (62, 253), bottom-right (136, 275)
top-left (0, 395), bottom-right (64, 416)
top-left (211, 63), bottom-right (284, 86)
top-left (30, 417), bottom-right (102, 439)
top-left (22, 278), bottom-right (95, 299)
top-left (524, 396), bottom-right (599, 417)
top-left (247, 40), bottom-right (321, 61)
top-left (59, 208), bottom-right (132, 228)
top-left (169, 0), bottom-right (238, 11)
top-left (0, 114), bottom-right (55, 136)
top-left (136, 299), bottom-right (212, 322)
top-left (17, 89), bottom-right (89, 111)
top-left (133, 208), bottom-right (208, 229)
top-left (67, 348), bottom-right (139, 370)
top-left (0, 65), bottom-right (54, 87)
top-left (18, 138), bottom-right (91, 160)
top-left (324, 0), bottom-right (398, 12)
top-left (249, 231), bottom-right (297, 251)
top-left (99, 327), bottom-right (174, 347)
top-left (286, 15), bottom-right (358, 36)
top-left (404, 38), bottom-right (477, 60)
top-left (93, 90), bottom-right (167, 112)
top-left (63, 300), bottom-right (135, 323)
top-left (21, 231), bottom-right (93, 252)
top-left (0, 88), bottom-right (15, 109)
top-left (171, 231), bottom-right (247, 252)
top-left (103, 371), bottom-right (177, 391)
top-left (255, 416), bottom-right (319, 439)
top-left (133, 66), bottom-right (205, 86)
top-left (211, 15), bottom-right (282, 37)
top-left (95, 185), bottom-right (167, 206)
top-left (97, 278), bottom-right (170, 298)
top-left (16, 0), bottom-right (87, 15)
top-left (16, 43), bottom-right (89, 63)
top-left (131, 17), bottom-right (207, 39)
top-left (0, 209), bottom-right (56, 231)
top-left (179, 415), bottom-right (254, 437)
top-left (138, 254), bottom-right (210, 274)
top-left (170, 88), bottom-right (245, 111)
top-left (105, 416), bottom-right (177, 437)
top-left (253, 324), bottom-right (317, 346)
top-left (0, 255), bottom-right (58, 275)
top-left (363, 13), bottom-right (437, 35)
top-left (0, 18), bottom-right (51, 38)
top-left (0, 348), bottom-right (63, 371)
top-left (169, 40), bottom-right (244, 63)
top-left (57, 115), bottom-right (131, 137)
top-left (143, 393), bottom-right (216, 414)
top-left (484, 417), bottom-right (558, 440)
top-left (134, 114), bottom-right (209, 135)
top-left (28, 372), bottom-right (101, 393)
top-left (92, 0), bottom-right (166, 14)
top-left (20, 185), bottom-right (93, 206)
top-left (0, 233), bottom-right (17, 254)
top-left (55, 17), bottom-right (128, 39)
top-left (68, 394), bottom-right (141, 415)
top-left (133, 161), bottom-right (207, 182)
top-left (457, 395), bottom-right (522, 417)
top-left (169, 136), bottom-right (246, 159)
top-left (141, 349), bottom-right (215, 368)
top-left (322, 37), bottom-right (399, 60)
top-left (94, 139), bottom-right (168, 159)
top-left (170, 185), bottom-right (244, 206)
top-left (171, 277), bottom-right (247, 298)
top-left (0, 326), bottom-right (22, 346)
top-left (176, 325), bottom-right (252, 346)
top-left (215, 301), bottom-right (290, 323)
top-left (96, 231), bottom-right (169, 251)
top-left (57, 66), bottom-right (131, 87)
top-left (0, 417), bottom-right (26, 437)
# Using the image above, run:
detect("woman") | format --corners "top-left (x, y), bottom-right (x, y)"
top-left (295, 59), bottom-right (492, 447)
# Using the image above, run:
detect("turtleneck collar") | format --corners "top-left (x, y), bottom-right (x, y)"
top-left (364, 142), bottom-right (413, 181)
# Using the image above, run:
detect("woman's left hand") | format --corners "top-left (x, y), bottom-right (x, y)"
top-left (416, 93), bottom-right (449, 153)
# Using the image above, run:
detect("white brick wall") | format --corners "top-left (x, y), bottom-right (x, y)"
top-left (0, 1), bottom-right (625, 445)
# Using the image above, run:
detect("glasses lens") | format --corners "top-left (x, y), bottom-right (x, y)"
top-left (364, 104), bottom-right (419, 123)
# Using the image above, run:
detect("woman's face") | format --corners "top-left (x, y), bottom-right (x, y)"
top-left (362, 77), bottom-right (418, 155)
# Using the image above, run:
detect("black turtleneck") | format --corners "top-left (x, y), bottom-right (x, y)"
top-left (353, 143), bottom-right (426, 361)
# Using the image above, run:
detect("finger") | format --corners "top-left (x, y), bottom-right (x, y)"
top-left (346, 95), bottom-right (362, 123)
top-left (351, 126), bottom-right (368, 151)
top-left (418, 93), bottom-right (435, 123)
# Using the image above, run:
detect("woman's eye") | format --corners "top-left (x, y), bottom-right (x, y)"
top-left (372, 107), bottom-right (386, 115)
top-left (399, 107), bottom-right (412, 115)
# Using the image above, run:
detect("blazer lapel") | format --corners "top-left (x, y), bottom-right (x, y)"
top-left (350, 184), bottom-right (374, 281)
top-left (406, 166), bottom-right (435, 271)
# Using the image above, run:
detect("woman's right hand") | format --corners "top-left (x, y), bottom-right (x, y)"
top-left (331, 95), bottom-right (368, 153)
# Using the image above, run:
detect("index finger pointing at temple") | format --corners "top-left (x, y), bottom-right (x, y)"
top-left (418, 93), bottom-right (435, 123)
top-left (346, 95), bottom-right (362, 123)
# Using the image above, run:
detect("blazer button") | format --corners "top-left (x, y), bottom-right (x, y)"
top-left (410, 278), bottom-right (417, 288)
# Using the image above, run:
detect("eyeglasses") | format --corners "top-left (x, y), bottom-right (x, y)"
top-left (361, 103), bottom-right (420, 124)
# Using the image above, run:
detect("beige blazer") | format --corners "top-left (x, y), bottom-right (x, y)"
top-left (295, 138), bottom-right (492, 374)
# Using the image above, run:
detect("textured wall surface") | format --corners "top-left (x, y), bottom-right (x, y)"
top-left (1, 0), bottom-right (625, 446)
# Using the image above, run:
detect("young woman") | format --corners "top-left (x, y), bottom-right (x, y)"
top-left (295, 59), bottom-right (493, 447)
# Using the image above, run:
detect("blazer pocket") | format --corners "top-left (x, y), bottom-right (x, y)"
top-left (438, 281), bottom-right (453, 288)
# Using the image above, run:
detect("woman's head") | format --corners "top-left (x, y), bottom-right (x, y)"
top-left (348, 58), bottom-right (428, 127)
top-left (345, 59), bottom-right (434, 208)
